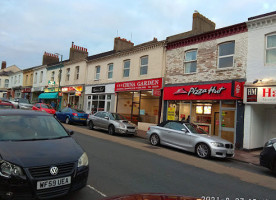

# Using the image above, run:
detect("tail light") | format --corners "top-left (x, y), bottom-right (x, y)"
top-left (72, 113), bottom-right (78, 116)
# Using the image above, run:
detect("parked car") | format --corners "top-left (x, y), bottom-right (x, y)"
top-left (146, 121), bottom-right (234, 159)
top-left (0, 99), bottom-right (16, 109)
top-left (87, 112), bottom-right (137, 135)
top-left (10, 98), bottom-right (33, 109)
top-left (260, 138), bottom-right (276, 174)
top-left (55, 107), bottom-right (88, 125)
top-left (32, 103), bottom-right (56, 114)
top-left (0, 109), bottom-right (89, 199)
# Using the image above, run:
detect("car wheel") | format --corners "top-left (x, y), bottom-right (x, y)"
top-left (196, 143), bottom-right (210, 159)
top-left (53, 114), bottom-right (57, 119)
top-left (108, 125), bottom-right (115, 135)
top-left (88, 121), bottom-right (94, 130)
top-left (65, 117), bottom-right (70, 124)
top-left (150, 134), bottom-right (160, 146)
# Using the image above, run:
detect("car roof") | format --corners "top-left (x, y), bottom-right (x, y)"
top-left (0, 109), bottom-right (50, 116)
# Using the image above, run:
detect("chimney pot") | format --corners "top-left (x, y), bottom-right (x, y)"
top-left (1, 61), bottom-right (7, 70)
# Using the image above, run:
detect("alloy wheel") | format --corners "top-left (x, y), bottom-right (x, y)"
top-left (196, 143), bottom-right (210, 158)
top-left (150, 134), bottom-right (160, 146)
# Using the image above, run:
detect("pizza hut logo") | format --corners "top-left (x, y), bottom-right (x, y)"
top-left (174, 86), bottom-right (226, 96)
top-left (174, 88), bottom-right (188, 95)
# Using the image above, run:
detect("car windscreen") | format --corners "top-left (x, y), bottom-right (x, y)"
top-left (72, 109), bottom-right (85, 113)
top-left (19, 98), bottom-right (30, 104)
top-left (41, 104), bottom-right (52, 109)
top-left (0, 105), bottom-right (14, 109)
top-left (0, 115), bottom-right (69, 141)
top-left (109, 113), bottom-right (127, 120)
top-left (185, 123), bottom-right (208, 134)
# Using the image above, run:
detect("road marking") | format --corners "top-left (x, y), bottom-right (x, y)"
top-left (87, 185), bottom-right (107, 197)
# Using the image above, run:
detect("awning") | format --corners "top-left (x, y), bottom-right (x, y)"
top-left (38, 92), bottom-right (58, 99)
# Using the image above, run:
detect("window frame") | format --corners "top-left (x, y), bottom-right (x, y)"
top-left (75, 66), bottom-right (80, 80)
top-left (25, 75), bottom-right (28, 85)
top-left (140, 56), bottom-right (148, 75)
top-left (123, 60), bottom-right (130, 77)
top-left (95, 66), bottom-right (101, 80)
top-left (265, 33), bottom-right (276, 65)
top-left (217, 41), bottom-right (235, 69)
top-left (66, 68), bottom-right (70, 81)
top-left (184, 49), bottom-right (198, 74)
top-left (51, 71), bottom-right (55, 82)
top-left (4, 79), bottom-right (9, 88)
top-left (40, 71), bottom-right (43, 83)
top-left (107, 63), bottom-right (113, 80)
top-left (34, 72), bottom-right (38, 84)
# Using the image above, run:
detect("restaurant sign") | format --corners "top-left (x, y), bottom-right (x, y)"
top-left (115, 78), bottom-right (163, 92)
top-left (62, 86), bottom-right (83, 92)
top-left (164, 82), bottom-right (243, 100)
top-left (244, 87), bottom-right (276, 104)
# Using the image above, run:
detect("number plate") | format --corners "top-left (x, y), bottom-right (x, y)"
top-left (37, 176), bottom-right (71, 190)
top-left (80, 118), bottom-right (86, 120)
top-left (227, 149), bottom-right (234, 154)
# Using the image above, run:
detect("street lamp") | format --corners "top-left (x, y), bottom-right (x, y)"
top-left (55, 53), bottom-right (63, 111)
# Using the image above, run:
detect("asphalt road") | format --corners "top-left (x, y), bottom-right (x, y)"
top-left (55, 128), bottom-right (276, 200)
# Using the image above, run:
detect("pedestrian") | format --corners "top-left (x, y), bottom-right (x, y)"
top-left (51, 101), bottom-right (56, 110)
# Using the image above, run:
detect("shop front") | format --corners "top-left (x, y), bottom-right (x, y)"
top-left (31, 86), bottom-right (44, 103)
top-left (21, 87), bottom-right (32, 101)
top-left (61, 85), bottom-right (84, 110)
top-left (38, 87), bottom-right (62, 110)
top-left (163, 81), bottom-right (244, 146)
top-left (115, 78), bottom-right (163, 129)
top-left (243, 85), bottom-right (276, 149)
top-left (84, 84), bottom-right (115, 114)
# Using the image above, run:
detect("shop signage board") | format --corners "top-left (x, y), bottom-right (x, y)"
top-left (21, 88), bottom-right (31, 93)
top-left (152, 89), bottom-right (161, 96)
top-left (244, 87), bottom-right (276, 104)
top-left (115, 78), bottom-right (163, 92)
top-left (44, 88), bottom-right (59, 93)
top-left (48, 81), bottom-right (56, 86)
top-left (164, 82), bottom-right (244, 100)
top-left (92, 86), bottom-right (105, 93)
top-left (62, 86), bottom-right (83, 92)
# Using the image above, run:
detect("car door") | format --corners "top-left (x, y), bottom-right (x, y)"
top-left (92, 112), bottom-right (103, 127)
top-left (101, 112), bottom-right (111, 130)
top-left (33, 103), bottom-right (40, 111)
top-left (163, 122), bottom-right (192, 150)
top-left (58, 108), bottom-right (68, 122)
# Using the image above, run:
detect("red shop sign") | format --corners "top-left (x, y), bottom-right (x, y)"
top-left (163, 82), bottom-right (244, 100)
top-left (115, 78), bottom-right (163, 92)
top-left (21, 88), bottom-right (31, 93)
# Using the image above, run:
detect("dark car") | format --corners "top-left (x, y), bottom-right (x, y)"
top-left (55, 107), bottom-right (88, 125)
top-left (0, 110), bottom-right (89, 199)
top-left (260, 138), bottom-right (276, 174)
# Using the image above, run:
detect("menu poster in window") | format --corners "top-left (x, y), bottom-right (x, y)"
top-left (167, 106), bottom-right (175, 120)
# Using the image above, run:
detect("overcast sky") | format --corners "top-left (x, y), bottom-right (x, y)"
top-left (1, 0), bottom-right (276, 69)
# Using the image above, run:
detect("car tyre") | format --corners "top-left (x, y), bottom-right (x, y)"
top-left (108, 125), bottom-right (115, 135)
top-left (150, 134), bottom-right (160, 146)
top-left (196, 143), bottom-right (211, 159)
top-left (88, 121), bottom-right (94, 130)
top-left (53, 114), bottom-right (57, 119)
top-left (65, 117), bottom-right (70, 124)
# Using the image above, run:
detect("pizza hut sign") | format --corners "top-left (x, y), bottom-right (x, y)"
top-left (164, 82), bottom-right (243, 100)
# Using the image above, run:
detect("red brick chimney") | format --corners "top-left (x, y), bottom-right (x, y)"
top-left (69, 42), bottom-right (88, 61)
top-left (114, 37), bottom-right (134, 52)
top-left (42, 52), bottom-right (59, 65)
top-left (1, 61), bottom-right (6, 70)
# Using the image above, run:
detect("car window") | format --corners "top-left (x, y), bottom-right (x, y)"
top-left (0, 115), bottom-right (69, 141)
top-left (72, 109), bottom-right (85, 113)
top-left (109, 113), bottom-right (127, 120)
top-left (185, 123), bottom-right (207, 134)
top-left (164, 122), bottom-right (186, 131)
top-left (41, 104), bottom-right (51, 109)
top-left (94, 112), bottom-right (103, 118)
top-left (102, 112), bottom-right (109, 118)
top-left (19, 98), bottom-right (30, 104)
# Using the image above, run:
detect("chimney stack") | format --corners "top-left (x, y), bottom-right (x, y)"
top-left (192, 11), bottom-right (216, 34)
top-left (114, 37), bottom-right (134, 52)
top-left (1, 61), bottom-right (6, 70)
top-left (42, 52), bottom-right (59, 65)
top-left (69, 42), bottom-right (88, 61)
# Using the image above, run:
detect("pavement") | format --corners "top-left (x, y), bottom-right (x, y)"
top-left (136, 129), bottom-right (262, 166)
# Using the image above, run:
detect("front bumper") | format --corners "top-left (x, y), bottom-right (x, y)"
top-left (210, 147), bottom-right (235, 158)
top-left (0, 163), bottom-right (89, 200)
top-left (116, 127), bottom-right (136, 135)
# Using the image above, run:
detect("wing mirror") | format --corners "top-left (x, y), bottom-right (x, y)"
top-left (181, 128), bottom-right (189, 133)
top-left (67, 129), bottom-right (74, 136)
top-left (104, 116), bottom-right (109, 120)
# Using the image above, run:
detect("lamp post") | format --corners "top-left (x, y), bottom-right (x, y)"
top-left (55, 53), bottom-right (63, 111)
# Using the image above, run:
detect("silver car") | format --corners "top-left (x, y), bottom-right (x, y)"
top-left (146, 121), bottom-right (234, 159)
top-left (10, 98), bottom-right (33, 109)
top-left (87, 112), bottom-right (137, 135)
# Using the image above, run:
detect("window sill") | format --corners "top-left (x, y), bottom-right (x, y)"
top-left (216, 67), bottom-right (234, 72)
top-left (183, 72), bottom-right (197, 75)
top-left (94, 79), bottom-right (100, 81)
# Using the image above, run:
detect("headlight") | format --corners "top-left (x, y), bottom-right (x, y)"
top-left (211, 142), bottom-right (224, 147)
top-left (78, 152), bottom-right (89, 167)
top-left (0, 160), bottom-right (24, 178)
top-left (119, 123), bottom-right (126, 129)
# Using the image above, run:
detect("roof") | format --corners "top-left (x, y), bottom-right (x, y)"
top-left (248, 11), bottom-right (276, 21)
top-left (87, 50), bottom-right (116, 61)
top-left (0, 109), bottom-right (50, 116)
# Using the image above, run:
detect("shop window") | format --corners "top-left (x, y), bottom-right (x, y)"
top-left (90, 95), bottom-right (105, 113)
top-left (123, 60), bottom-right (130, 77)
top-left (4, 79), bottom-right (9, 88)
top-left (40, 71), bottom-right (43, 83)
top-left (184, 50), bottom-right (197, 73)
top-left (218, 41), bottom-right (235, 68)
top-left (195, 105), bottom-right (211, 114)
top-left (51, 71), bottom-right (55, 81)
top-left (108, 64), bottom-right (113, 79)
top-left (66, 68), bottom-right (70, 81)
top-left (87, 101), bottom-right (91, 112)
top-left (266, 33), bottom-right (276, 64)
top-left (139, 91), bottom-right (159, 124)
top-left (75, 66), bottom-right (80, 80)
top-left (95, 66), bottom-right (100, 80)
top-left (140, 56), bottom-right (148, 75)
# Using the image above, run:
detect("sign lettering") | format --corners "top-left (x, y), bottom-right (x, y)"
top-left (115, 78), bottom-right (162, 92)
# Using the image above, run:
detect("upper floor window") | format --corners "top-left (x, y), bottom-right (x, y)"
top-left (18, 75), bottom-right (21, 83)
top-left (40, 71), bottom-right (43, 83)
top-left (34, 72), bottom-right (37, 84)
top-left (25, 75), bottom-right (28, 84)
top-left (123, 60), bottom-right (130, 77)
top-left (66, 68), bottom-right (70, 81)
top-left (95, 66), bottom-right (100, 80)
top-left (184, 50), bottom-right (197, 73)
top-left (218, 41), bottom-right (235, 68)
top-left (75, 66), bottom-right (80, 80)
top-left (11, 77), bottom-right (13, 85)
top-left (14, 76), bottom-right (17, 84)
top-left (266, 34), bottom-right (276, 64)
top-left (108, 63), bottom-right (113, 79)
top-left (140, 56), bottom-right (148, 75)
top-left (4, 79), bottom-right (9, 88)
top-left (51, 71), bottom-right (55, 81)
top-left (30, 74), bottom-right (33, 83)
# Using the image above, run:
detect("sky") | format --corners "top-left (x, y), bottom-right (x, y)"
top-left (1, 0), bottom-right (276, 69)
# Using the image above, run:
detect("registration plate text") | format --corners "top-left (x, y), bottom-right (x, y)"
top-left (37, 176), bottom-right (71, 190)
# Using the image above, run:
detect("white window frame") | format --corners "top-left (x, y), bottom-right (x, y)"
top-left (140, 56), bottom-right (148, 75)
top-left (4, 79), bottom-right (9, 88)
top-left (66, 68), bottom-right (70, 81)
top-left (266, 33), bottom-right (276, 65)
top-left (217, 41), bottom-right (235, 69)
top-left (95, 66), bottom-right (100, 80)
top-left (75, 66), bottom-right (80, 80)
top-left (184, 49), bottom-right (197, 74)
top-left (40, 71), bottom-right (43, 83)
top-left (108, 63), bottom-right (113, 79)
top-left (123, 60), bottom-right (130, 77)
top-left (34, 72), bottom-right (37, 84)
top-left (51, 71), bottom-right (55, 81)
